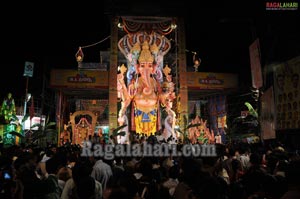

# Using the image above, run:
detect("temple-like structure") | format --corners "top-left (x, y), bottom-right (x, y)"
top-left (48, 16), bottom-right (238, 146)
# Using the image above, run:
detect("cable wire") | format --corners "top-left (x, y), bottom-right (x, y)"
top-left (81, 35), bottom-right (111, 49)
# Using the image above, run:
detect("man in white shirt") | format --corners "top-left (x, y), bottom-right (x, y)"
top-left (90, 158), bottom-right (113, 191)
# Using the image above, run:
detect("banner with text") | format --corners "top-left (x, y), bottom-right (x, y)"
top-left (186, 72), bottom-right (238, 90)
top-left (50, 69), bottom-right (109, 88)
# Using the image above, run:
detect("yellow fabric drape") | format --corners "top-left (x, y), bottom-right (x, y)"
top-left (134, 109), bottom-right (157, 136)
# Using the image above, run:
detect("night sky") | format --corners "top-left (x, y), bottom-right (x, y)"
top-left (1, 1), bottom-right (299, 104)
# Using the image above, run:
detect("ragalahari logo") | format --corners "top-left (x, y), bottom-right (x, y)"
top-left (266, 2), bottom-right (298, 10)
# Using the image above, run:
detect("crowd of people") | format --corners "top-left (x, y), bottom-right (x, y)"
top-left (0, 138), bottom-right (299, 199)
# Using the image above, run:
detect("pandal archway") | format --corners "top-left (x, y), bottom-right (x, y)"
top-left (69, 110), bottom-right (97, 145)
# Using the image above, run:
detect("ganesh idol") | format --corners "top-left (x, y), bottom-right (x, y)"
top-left (117, 34), bottom-right (177, 140)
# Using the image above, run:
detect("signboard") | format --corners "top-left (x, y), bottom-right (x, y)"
top-left (185, 72), bottom-right (238, 89)
top-left (24, 61), bottom-right (34, 77)
top-left (50, 69), bottom-right (109, 88)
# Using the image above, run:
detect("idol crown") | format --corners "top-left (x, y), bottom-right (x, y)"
top-left (137, 41), bottom-right (158, 63)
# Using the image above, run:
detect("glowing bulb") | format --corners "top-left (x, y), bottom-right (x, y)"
top-left (171, 23), bottom-right (177, 29)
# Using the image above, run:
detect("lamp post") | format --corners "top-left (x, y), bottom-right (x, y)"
top-left (23, 77), bottom-right (30, 116)
top-left (23, 93), bottom-right (31, 116)
top-left (23, 62), bottom-right (34, 134)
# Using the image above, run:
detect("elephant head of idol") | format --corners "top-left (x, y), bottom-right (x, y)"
top-left (118, 32), bottom-right (171, 84)
top-left (135, 41), bottom-right (158, 95)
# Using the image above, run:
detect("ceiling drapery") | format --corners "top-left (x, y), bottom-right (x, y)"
top-left (120, 16), bottom-right (176, 35)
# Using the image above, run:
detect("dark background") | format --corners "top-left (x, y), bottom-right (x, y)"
top-left (1, 0), bottom-right (299, 103)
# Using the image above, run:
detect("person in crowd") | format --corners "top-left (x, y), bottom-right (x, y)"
top-left (162, 164), bottom-right (180, 197)
top-left (239, 152), bottom-right (272, 198)
top-left (44, 154), bottom-right (65, 199)
top-left (13, 151), bottom-right (52, 198)
top-left (61, 157), bottom-right (102, 199)
top-left (236, 144), bottom-right (251, 172)
top-left (57, 166), bottom-right (72, 191)
top-left (174, 157), bottom-right (227, 199)
top-left (90, 156), bottom-right (113, 191)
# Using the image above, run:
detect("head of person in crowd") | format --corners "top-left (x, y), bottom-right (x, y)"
top-left (72, 157), bottom-right (95, 199)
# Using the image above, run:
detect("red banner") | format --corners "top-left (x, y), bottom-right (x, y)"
top-left (249, 38), bottom-right (263, 89)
